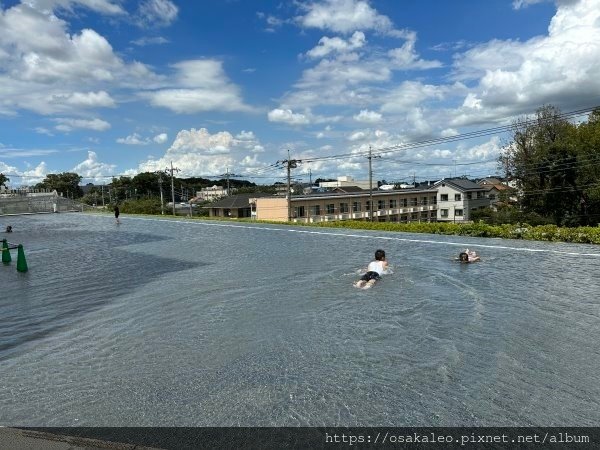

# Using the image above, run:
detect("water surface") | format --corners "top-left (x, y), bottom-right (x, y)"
top-left (1, 213), bottom-right (599, 426)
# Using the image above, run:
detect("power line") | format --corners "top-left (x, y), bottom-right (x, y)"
top-left (298, 105), bottom-right (599, 165)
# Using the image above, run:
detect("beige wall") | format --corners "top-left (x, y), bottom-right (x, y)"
top-left (256, 191), bottom-right (439, 223)
top-left (255, 197), bottom-right (288, 221)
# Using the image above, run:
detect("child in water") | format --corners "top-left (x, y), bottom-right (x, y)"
top-left (459, 248), bottom-right (479, 263)
top-left (354, 249), bottom-right (389, 289)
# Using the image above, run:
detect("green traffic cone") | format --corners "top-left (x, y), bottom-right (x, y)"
top-left (2, 239), bottom-right (11, 264)
top-left (17, 244), bottom-right (28, 273)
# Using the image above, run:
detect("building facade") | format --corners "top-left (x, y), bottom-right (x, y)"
top-left (255, 187), bottom-right (439, 223)
top-left (433, 179), bottom-right (490, 222)
top-left (207, 177), bottom-right (501, 223)
top-left (196, 185), bottom-right (228, 201)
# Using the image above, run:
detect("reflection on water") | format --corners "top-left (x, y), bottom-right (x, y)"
top-left (1, 213), bottom-right (600, 426)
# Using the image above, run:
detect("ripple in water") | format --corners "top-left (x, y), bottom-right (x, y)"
top-left (1, 213), bottom-right (600, 426)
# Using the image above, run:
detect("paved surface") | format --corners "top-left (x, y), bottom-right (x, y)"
top-left (0, 428), bottom-right (162, 450)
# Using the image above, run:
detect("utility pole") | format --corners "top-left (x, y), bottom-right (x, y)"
top-left (156, 171), bottom-right (165, 214)
top-left (226, 167), bottom-right (231, 196)
top-left (367, 146), bottom-right (380, 222)
top-left (166, 161), bottom-right (180, 216)
top-left (287, 150), bottom-right (293, 221)
top-left (277, 150), bottom-right (301, 221)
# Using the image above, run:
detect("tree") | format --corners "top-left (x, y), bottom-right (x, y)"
top-left (35, 172), bottom-right (83, 198)
top-left (573, 107), bottom-right (600, 225)
top-left (109, 176), bottom-right (133, 203)
top-left (502, 105), bottom-right (578, 225)
top-left (501, 105), bottom-right (600, 226)
top-left (132, 172), bottom-right (161, 198)
top-left (0, 173), bottom-right (9, 188)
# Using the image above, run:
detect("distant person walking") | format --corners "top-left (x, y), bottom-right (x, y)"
top-left (114, 205), bottom-right (120, 224)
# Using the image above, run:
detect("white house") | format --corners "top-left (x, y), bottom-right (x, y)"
top-left (433, 178), bottom-right (490, 222)
top-left (319, 176), bottom-right (372, 190)
top-left (196, 185), bottom-right (229, 201)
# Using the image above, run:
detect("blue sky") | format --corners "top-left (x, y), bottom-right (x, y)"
top-left (1, 0), bottom-right (599, 186)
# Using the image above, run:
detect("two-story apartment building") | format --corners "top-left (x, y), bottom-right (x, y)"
top-left (433, 178), bottom-right (490, 222)
top-left (206, 177), bottom-right (497, 223)
top-left (254, 187), bottom-right (439, 223)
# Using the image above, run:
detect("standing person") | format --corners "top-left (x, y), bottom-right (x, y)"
top-left (354, 249), bottom-right (389, 289)
top-left (114, 205), bottom-right (120, 224)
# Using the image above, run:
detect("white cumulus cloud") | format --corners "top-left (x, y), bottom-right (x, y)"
top-left (451, 0), bottom-right (600, 122)
top-left (117, 133), bottom-right (148, 145)
top-left (353, 109), bottom-right (382, 123)
top-left (296, 0), bottom-right (404, 36)
top-left (143, 60), bottom-right (252, 113)
top-left (305, 31), bottom-right (366, 59)
top-left (153, 133), bottom-right (168, 144)
top-left (71, 150), bottom-right (116, 180)
top-left (268, 108), bottom-right (310, 125)
top-left (53, 117), bottom-right (111, 132)
top-left (136, 0), bottom-right (179, 28)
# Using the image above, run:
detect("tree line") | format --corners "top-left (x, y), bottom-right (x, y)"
top-left (26, 172), bottom-right (274, 205)
top-left (500, 105), bottom-right (600, 226)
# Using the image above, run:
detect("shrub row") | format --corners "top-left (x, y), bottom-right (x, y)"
top-left (309, 220), bottom-right (600, 244)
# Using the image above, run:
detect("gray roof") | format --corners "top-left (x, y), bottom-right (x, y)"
top-left (332, 186), bottom-right (364, 193)
top-left (204, 193), bottom-right (270, 209)
top-left (433, 178), bottom-right (485, 191)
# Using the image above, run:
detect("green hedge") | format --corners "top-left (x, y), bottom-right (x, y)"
top-left (87, 211), bottom-right (600, 245)
top-left (306, 220), bottom-right (600, 244)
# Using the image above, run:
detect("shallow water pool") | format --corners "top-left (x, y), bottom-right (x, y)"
top-left (1, 213), bottom-right (599, 426)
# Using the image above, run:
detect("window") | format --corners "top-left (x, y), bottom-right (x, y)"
top-left (431, 196), bottom-right (437, 205)
top-left (326, 203), bottom-right (335, 214)
top-left (466, 192), bottom-right (472, 200)
top-left (440, 194), bottom-right (448, 201)
top-left (421, 197), bottom-right (428, 206)
top-left (352, 201), bottom-right (361, 212)
top-left (365, 201), bottom-right (370, 211)
top-left (477, 191), bottom-right (484, 199)
top-left (455, 193), bottom-right (461, 201)
top-left (378, 200), bottom-right (385, 210)
top-left (455, 209), bottom-right (463, 217)
top-left (294, 206), bottom-right (305, 217)
top-left (440, 209), bottom-right (449, 217)
top-left (340, 202), bottom-right (349, 213)
top-left (489, 194), bottom-right (496, 200)
top-left (309, 205), bottom-right (321, 216)
top-left (389, 199), bottom-right (397, 208)
top-left (401, 198), bottom-right (408, 207)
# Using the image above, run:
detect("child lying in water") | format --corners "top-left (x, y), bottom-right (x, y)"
top-left (459, 248), bottom-right (480, 263)
top-left (354, 249), bottom-right (389, 289)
